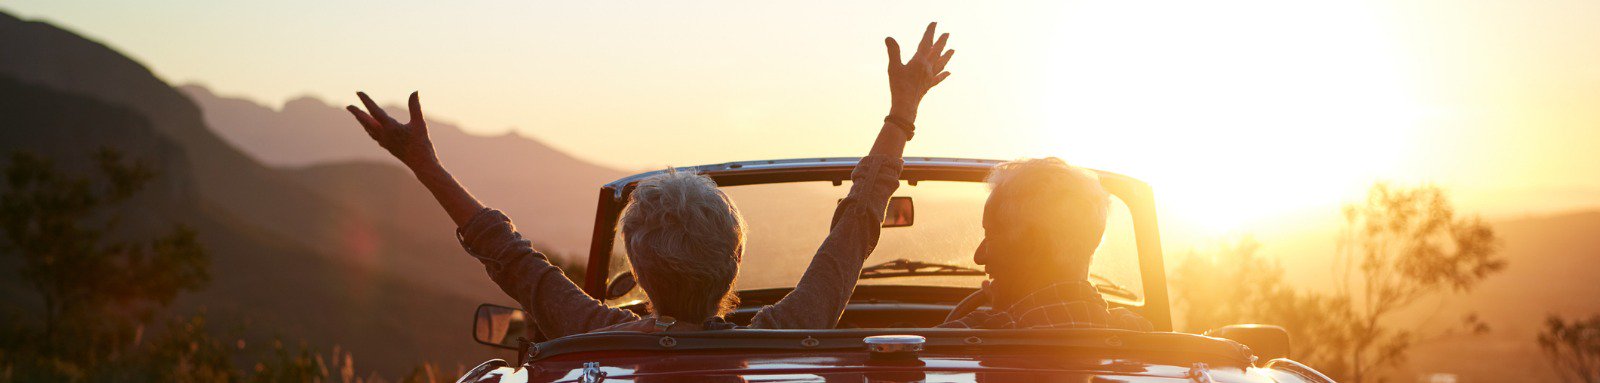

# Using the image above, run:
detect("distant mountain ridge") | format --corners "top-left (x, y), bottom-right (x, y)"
top-left (179, 85), bottom-right (627, 256)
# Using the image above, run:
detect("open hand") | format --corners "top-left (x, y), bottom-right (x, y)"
top-left (347, 92), bottom-right (437, 168)
top-left (884, 22), bottom-right (955, 119)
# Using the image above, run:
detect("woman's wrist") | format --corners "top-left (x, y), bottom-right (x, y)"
top-left (888, 103), bottom-right (919, 122)
top-left (404, 156), bottom-right (446, 177)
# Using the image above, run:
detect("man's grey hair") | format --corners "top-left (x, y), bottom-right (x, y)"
top-left (985, 157), bottom-right (1111, 266)
top-left (619, 169), bottom-right (746, 321)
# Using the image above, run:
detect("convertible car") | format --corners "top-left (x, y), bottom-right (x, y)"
top-left (458, 157), bottom-right (1335, 383)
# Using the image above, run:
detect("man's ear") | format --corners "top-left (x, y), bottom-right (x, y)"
top-left (1016, 226), bottom-right (1057, 255)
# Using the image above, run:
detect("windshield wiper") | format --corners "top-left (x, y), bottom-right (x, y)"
top-left (859, 258), bottom-right (985, 280)
top-left (1089, 274), bottom-right (1139, 301)
top-left (857, 259), bottom-right (1141, 300)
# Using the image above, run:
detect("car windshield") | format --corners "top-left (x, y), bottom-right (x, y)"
top-left (606, 179), bottom-right (1144, 305)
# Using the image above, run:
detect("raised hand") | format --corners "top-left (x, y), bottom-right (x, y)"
top-left (346, 91), bottom-right (484, 226)
top-left (347, 91), bottom-right (437, 168)
top-left (884, 22), bottom-right (955, 120)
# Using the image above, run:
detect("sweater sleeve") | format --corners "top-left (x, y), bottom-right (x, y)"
top-left (456, 209), bottom-right (639, 338)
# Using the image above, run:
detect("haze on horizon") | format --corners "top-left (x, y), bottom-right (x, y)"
top-left (5, 0), bottom-right (1599, 240)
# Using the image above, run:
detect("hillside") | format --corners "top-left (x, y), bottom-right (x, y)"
top-left (0, 11), bottom-right (510, 374)
top-left (1392, 210), bottom-right (1600, 381)
top-left (0, 75), bottom-right (193, 304)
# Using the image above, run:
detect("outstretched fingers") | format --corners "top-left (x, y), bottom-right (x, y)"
top-left (887, 22), bottom-right (955, 95)
top-left (357, 92), bottom-right (396, 126)
top-left (346, 105), bottom-right (381, 140)
top-left (936, 49), bottom-right (955, 70)
top-left (885, 37), bottom-right (903, 66)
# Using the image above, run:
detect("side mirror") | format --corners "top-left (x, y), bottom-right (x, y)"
top-left (473, 303), bottom-right (529, 350)
top-left (605, 271), bottom-right (637, 300)
top-left (1205, 324), bottom-right (1291, 363)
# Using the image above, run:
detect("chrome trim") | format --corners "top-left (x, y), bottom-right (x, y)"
top-left (864, 334), bottom-right (926, 354)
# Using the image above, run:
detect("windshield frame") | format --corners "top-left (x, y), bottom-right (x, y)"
top-left (581, 157), bottom-right (1172, 331)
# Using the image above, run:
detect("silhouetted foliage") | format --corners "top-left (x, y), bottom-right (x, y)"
top-left (0, 149), bottom-right (210, 380)
top-left (0, 148), bottom-right (475, 383)
top-left (115, 310), bottom-right (242, 383)
top-left (1173, 183), bottom-right (1504, 382)
top-left (1538, 314), bottom-right (1600, 383)
top-left (1173, 238), bottom-right (1353, 371)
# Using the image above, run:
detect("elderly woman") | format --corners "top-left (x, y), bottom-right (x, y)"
top-left (346, 23), bottom-right (955, 336)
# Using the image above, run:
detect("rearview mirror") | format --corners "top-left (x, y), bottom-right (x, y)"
top-left (883, 196), bottom-right (914, 228)
top-left (473, 303), bottom-right (529, 350)
top-left (1205, 324), bottom-right (1291, 363)
top-left (837, 196), bottom-right (914, 228)
top-left (606, 271), bottom-right (637, 300)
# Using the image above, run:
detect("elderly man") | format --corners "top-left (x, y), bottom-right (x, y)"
top-left (345, 23), bottom-right (955, 336)
top-left (938, 158), bottom-right (1153, 331)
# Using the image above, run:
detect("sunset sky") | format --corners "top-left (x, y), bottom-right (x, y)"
top-left (5, 0), bottom-right (1598, 240)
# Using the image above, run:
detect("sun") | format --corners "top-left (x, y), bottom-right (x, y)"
top-left (1024, 0), bottom-right (1427, 236)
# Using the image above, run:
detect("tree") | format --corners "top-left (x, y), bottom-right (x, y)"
top-left (1333, 183), bottom-right (1503, 381)
top-left (1538, 314), bottom-right (1600, 383)
top-left (0, 149), bottom-right (210, 379)
top-left (1172, 183), bottom-right (1504, 382)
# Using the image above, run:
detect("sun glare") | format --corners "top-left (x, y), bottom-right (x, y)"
top-left (1029, 1), bottom-right (1425, 235)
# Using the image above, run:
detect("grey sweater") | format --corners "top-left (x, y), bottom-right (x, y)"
top-left (456, 156), bottom-right (904, 338)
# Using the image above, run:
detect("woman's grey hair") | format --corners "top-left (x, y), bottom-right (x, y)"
top-left (985, 157), bottom-right (1110, 267)
top-left (619, 169), bottom-right (747, 322)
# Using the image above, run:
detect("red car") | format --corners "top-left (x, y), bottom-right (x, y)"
top-left (459, 157), bottom-right (1335, 383)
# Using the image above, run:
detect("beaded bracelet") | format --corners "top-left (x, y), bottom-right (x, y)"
top-left (883, 115), bottom-right (915, 140)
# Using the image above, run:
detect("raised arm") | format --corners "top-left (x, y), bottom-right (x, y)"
top-left (750, 22), bottom-right (955, 329)
top-left (346, 92), bottom-right (635, 338)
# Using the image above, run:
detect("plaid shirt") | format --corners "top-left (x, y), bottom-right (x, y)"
top-left (937, 281), bottom-right (1150, 331)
